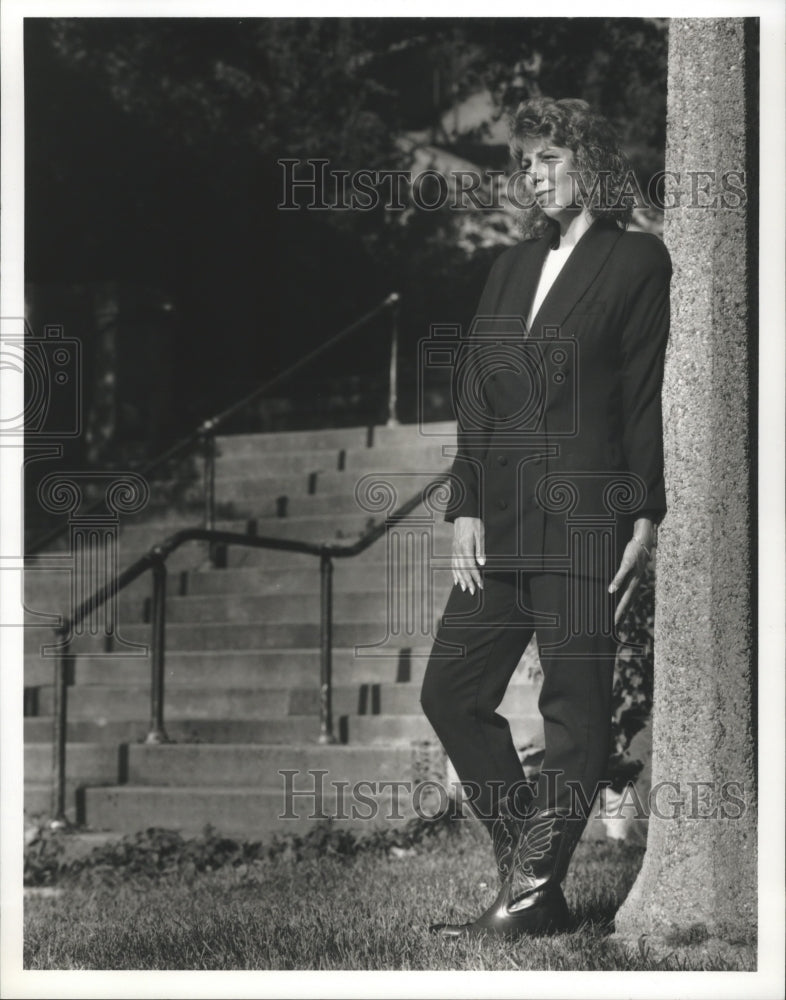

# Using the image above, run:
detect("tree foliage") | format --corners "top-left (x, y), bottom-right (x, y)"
top-left (25, 17), bottom-right (667, 439)
top-left (40, 17), bottom-right (667, 173)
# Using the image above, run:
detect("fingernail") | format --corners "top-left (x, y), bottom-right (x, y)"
top-left (608, 584), bottom-right (616, 593)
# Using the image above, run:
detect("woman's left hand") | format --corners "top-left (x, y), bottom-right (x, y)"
top-left (608, 519), bottom-right (655, 625)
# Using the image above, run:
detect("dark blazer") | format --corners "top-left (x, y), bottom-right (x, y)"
top-left (446, 217), bottom-right (672, 578)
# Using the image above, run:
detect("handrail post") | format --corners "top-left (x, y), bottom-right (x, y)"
top-left (146, 550), bottom-right (170, 744)
top-left (50, 637), bottom-right (70, 829)
top-left (386, 292), bottom-right (400, 427)
top-left (318, 549), bottom-right (337, 744)
top-left (200, 419), bottom-right (217, 565)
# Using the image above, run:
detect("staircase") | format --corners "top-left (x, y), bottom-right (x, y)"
top-left (24, 421), bottom-right (543, 838)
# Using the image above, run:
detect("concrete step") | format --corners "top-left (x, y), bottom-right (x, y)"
top-left (24, 659), bottom-right (56, 688)
top-left (35, 685), bottom-right (292, 720)
top-left (27, 641), bottom-right (541, 690)
top-left (25, 783), bottom-right (78, 823)
top-left (214, 444), bottom-right (452, 479)
top-left (22, 564), bottom-right (81, 607)
top-left (216, 468), bottom-right (451, 503)
top-left (24, 570), bottom-right (154, 620)
top-left (25, 743), bottom-right (124, 784)
top-left (25, 703), bottom-right (543, 748)
top-left (137, 465), bottom-right (447, 516)
top-left (213, 421), bottom-right (455, 456)
top-left (124, 743), bottom-right (417, 787)
top-left (82, 783), bottom-right (425, 837)
top-left (104, 543), bottom-right (215, 573)
top-left (25, 620), bottom-right (430, 653)
top-left (214, 450), bottom-right (341, 477)
top-left (23, 630), bottom-right (114, 656)
top-left (118, 513), bottom-right (385, 550)
top-left (88, 493), bottom-right (223, 528)
top-left (39, 646), bottom-right (441, 688)
top-left (211, 474), bottom-right (316, 511)
top-left (21, 544), bottom-right (400, 623)
top-left (215, 425), bottom-right (373, 455)
top-left (181, 564), bottom-right (399, 596)
top-left (22, 548), bottom-right (212, 631)
top-left (343, 714), bottom-right (544, 746)
top-left (24, 479), bottom-right (453, 569)
top-left (32, 680), bottom-right (541, 721)
top-left (113, 532), bottom-right (412, 569)
top-left (25, 716), bottom-right (328, 744)
top-left (220, 534), bottom-right (454, 567)
top-left (23, 652), bottom-right (142, 689)
top-left (149, 621), bottom-right (432, 650)
top-left (370, 422), bottom-right (456, 447)
top-left (183, 491), bottom-right (390, 521)
top-left (116, 513), bottom-right (455, 555)
top-left (122, 590), bottom-right (452, 626)
top-left (342, 444), bottom-right (453, 472)
top-left (289, 681), bottom-right (541, 717)
top-left (213, 433), bottom-right (455, 467)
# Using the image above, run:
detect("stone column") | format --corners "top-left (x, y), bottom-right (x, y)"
top-left (615, 18), bottom-right (757, 945)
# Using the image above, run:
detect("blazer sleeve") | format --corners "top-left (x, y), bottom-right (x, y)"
top-left (444, 343), bottom-right (489, 522)
top-left (617, 235), bottom-right (672, 524)
top-left (444, 249), bottom-right (513, 523)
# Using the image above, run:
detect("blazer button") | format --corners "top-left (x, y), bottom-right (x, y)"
top-left (498, 455), bottom-right (508, 467)
top-left (498, 499), bottom-right (508, 510)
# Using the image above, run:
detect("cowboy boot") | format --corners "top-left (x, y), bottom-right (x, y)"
top-left (429, 788), bottom-right (530, 935)
top-left (430, 807), bottom-right (580, 938)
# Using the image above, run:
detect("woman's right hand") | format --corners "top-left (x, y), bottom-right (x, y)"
top-left (452, 517), bottom-right (486, 595)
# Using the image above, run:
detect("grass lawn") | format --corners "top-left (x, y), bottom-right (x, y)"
top-left (24, 819), bottom-right (755, 971)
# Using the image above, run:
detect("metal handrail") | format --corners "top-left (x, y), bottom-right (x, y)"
top-left (28, 292), bottom-right (401, 555)
top-left (48, 473), bottom-right (448, 827)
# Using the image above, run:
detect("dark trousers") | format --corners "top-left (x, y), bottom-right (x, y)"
top-left (420, 571), bottom-right (618, 831)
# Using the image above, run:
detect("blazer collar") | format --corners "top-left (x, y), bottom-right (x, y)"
top-left (526, 218), bottom-right (623, 334)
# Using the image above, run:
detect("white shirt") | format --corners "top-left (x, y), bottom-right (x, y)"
top-left (526, 217), bottom-right (596, 331)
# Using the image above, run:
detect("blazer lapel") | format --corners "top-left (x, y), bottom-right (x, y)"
top-left (529, 219), bottom-right (623, 335)
top-left (475, 234), bottom-right (552, 330)
top-left (516, 234), bottom-right (553, 329)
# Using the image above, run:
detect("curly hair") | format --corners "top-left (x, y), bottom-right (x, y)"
top-left (509, 97), bottom-right (634, 239)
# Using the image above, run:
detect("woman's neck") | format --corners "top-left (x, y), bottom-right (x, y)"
top-left (555, 209), bottom-right (594, 248)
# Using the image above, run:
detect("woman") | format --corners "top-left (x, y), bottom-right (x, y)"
top-left (421, 97), bottom-right (671, 938)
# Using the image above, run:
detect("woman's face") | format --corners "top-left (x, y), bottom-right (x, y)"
top-left (518, 138), bottom-right (581, 223)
